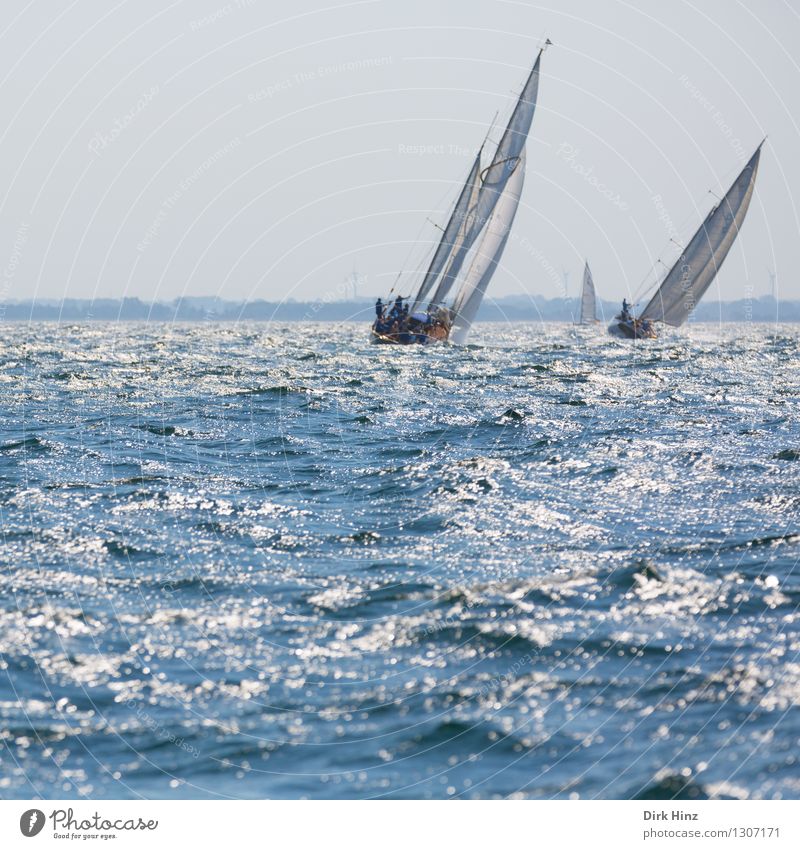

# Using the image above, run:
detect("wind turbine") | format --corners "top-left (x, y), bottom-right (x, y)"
top-left (561, 266), bottom-right (570, 299)
top-left (766, 267), bottom-right (777, 300)
top-left (343, 263), bottom-right (368, 300)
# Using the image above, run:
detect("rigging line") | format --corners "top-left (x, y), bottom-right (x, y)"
top-left (639, 158), bottom-right (745, 300)
top-left (413, 155), bottom-right (486, 305)
top-left (387, 214), bottom-right (434, 296)
top-left (389, 229), bottom-right (438, 298)
top-left (633, 165), bottom-right (743, 305)
top-left (711, 151), bottom-right (754, 188)
top-left (426, 217), bottom-right (445, 232)
top-left (392, 148), bottom-right (487, 299)
top-left (410, 240), bottom-right (439, 286)
top-left (483, 110), bottom-right (499, 154)
top-left (387, 168), bottom-right (474, 297)
top-left (631, 193), bottom-right (714, 304)
top-left (631, 256), bottom-right (668, 304)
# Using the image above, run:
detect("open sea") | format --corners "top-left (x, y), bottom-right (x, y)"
top-left (0, 320), bottom-right (798, 800)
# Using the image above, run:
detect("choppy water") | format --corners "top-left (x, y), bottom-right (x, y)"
top-left (0, 321), bottom-right (798, 800)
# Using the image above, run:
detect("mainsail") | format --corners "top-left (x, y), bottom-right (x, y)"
top-left (426, 51), bottom-right (542, 308)
top-left (579, 261), bottom-right (597, 323)
top-left (450, 149), bottom-right (527, 345)
top-left (410, 150), bottom-right (483, 312)
top-left (640, 144), bottom-right (762, 327)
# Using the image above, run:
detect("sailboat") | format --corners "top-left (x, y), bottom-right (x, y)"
top-left (371, 44), bottom-right (547, 345)
top-left (610, 142), bottom-right (763, 339)
top-left (577, 261), bottom-right (599, 324)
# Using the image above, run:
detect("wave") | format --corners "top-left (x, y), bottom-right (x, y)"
top-left (633, 773), bottom-right (712, 800)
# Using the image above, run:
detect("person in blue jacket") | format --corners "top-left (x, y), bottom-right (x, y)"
top-left (389, 295), bottom-right (404, 320)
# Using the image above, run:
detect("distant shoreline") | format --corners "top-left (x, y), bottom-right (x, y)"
top-left (0, 295), bottom-right (795, 322)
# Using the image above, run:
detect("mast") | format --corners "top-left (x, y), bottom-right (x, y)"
top-left (428, 48), bottom-right (543, 308)
top-left (449, 149), bottom-right (527, 344)
top-left (410, 149), bottom-right (483, 312)
top-left (640, 143), bottom-right (763, 326)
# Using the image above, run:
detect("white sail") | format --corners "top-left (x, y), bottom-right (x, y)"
top-left (411, 150), bottom-right (483, 312)
top-left (428, 51), bottom-right (542, 307)
top-left (579, 261), bottom-right (597, 323)
top-left (449, 149), bottom-right (526, 345)
top-left (641, 145), bottom-right (762, 327)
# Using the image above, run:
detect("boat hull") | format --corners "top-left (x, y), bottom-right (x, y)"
top-left (370, 322), bottom-right (448, 345)
top-left (607, 319), bottom-right (657, 340)
top-left (370, 329), bottom-right (440, 345)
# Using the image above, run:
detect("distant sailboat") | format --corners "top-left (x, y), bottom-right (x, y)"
top-left (372, 45), bottom-right (547, 345)
top-left (577, 261), bottom-right (599, 324)
top-left (610, 142), bottom-right (763, 340)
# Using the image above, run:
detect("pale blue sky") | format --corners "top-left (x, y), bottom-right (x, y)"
top-left (0, 0), bottom-right (797, 305)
